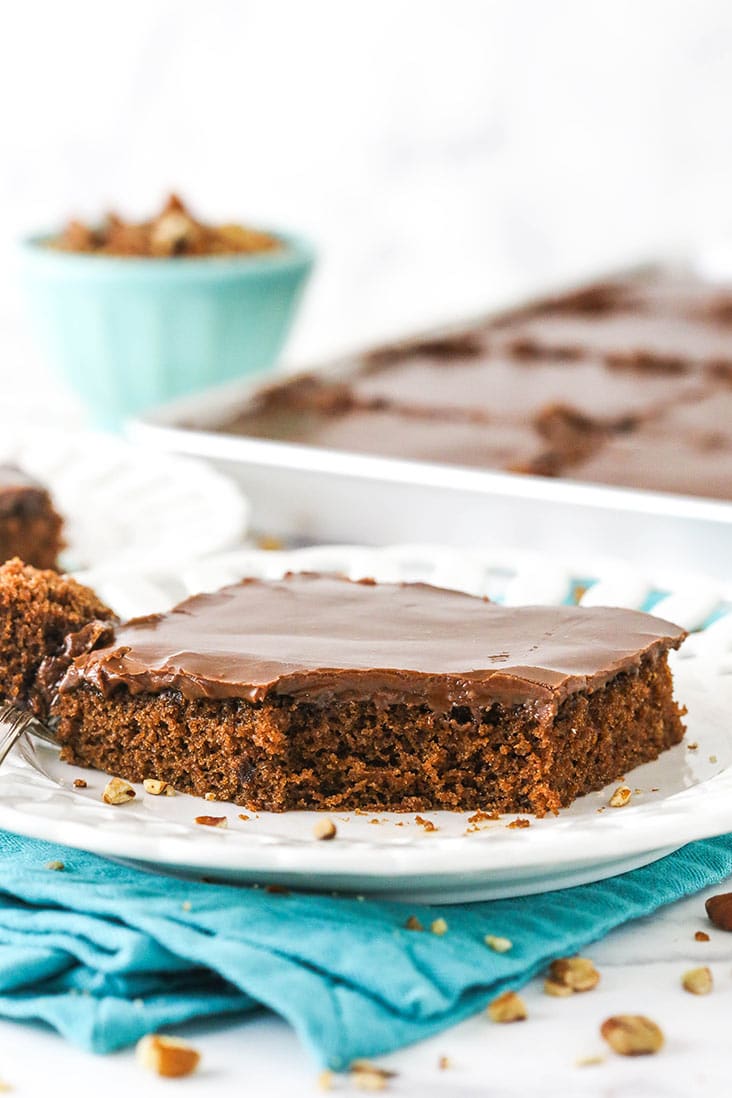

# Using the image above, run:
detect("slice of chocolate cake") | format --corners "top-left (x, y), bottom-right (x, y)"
top-left (0, 559), bottom-right (113, 719)
top-left (40, 572), bottom-right (686, 815)
top-left (0, 466), bottom-right (64, 569)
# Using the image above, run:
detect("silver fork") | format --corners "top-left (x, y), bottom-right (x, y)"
top-left (0, 701), bottom-right (58, 766)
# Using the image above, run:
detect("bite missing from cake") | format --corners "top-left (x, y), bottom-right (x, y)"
top-left (0, 568), bottom-right (685, 816)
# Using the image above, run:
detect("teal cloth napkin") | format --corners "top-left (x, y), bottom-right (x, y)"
top-left (0, 829), bottom-right (730, 1069)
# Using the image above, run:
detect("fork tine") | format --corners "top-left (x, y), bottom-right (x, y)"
top-left (0, 702), bottom-right (40, 766)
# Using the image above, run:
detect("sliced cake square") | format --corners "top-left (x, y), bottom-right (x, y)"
top-left (38, 572), bottom-right (686, 815)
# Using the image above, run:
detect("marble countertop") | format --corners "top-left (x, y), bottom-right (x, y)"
top-left (1, 881), bottom-right (728, 1097)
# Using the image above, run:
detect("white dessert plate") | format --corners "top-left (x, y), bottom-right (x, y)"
top-left (0, 428), bottom-right (249, 571)
top-left (1, 543), bottom-right (730, 903)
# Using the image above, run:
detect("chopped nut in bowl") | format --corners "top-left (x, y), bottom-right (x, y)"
top-left (21, 194), bottom-right (314, 428)
top-left (51, 194), bottom-right (282, 259)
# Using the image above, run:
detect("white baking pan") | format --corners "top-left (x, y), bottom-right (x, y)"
top-left (129, 264), bottom-right (732, 584)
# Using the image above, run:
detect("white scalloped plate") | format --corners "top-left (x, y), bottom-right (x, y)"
top-left (0, 429), bottom-right (249, 571)
top-left (1, 544), bottom-right (731, 903)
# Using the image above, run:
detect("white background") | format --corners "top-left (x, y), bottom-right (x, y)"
top-left (4, 0), bottom-right (732, 421)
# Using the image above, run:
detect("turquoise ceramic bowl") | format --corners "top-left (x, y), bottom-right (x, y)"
top-left (20, 231), bottom-right (314, 428)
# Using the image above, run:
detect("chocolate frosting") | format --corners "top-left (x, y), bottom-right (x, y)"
top-left (60, 574), bottom-right (685, 712)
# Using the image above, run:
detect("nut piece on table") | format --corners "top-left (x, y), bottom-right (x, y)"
top-left (143, 778), bottom-right (172, 796)
top-left (544, 977), bottom-right (574, 997)
top-left (102, 777), bottom-right (136, 805)
top-left (705, 892), bottom-right (732, 931)
top-left (487, 990), bottom-right (527, 1023)
top-left (313, 817), bottom-right (337, 841)
top-left (546, 956), bottom-right (600, 994)
top-left (600, 1015), bottom-right (664, 1056)
top-left (136, 1033), bottom-right (201, 1078)
top-left (349, 1060), bottom-right (396, 1091)
top-left (575, 1054), bottom-right (605, 1067)
top-left (682, 966), bottom-right (713, 995)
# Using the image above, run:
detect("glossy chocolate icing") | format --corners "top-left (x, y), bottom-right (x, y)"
top-left (216, 272), bottom-right (732, 498)
top-left (60, 573), bottom-right (685, 711)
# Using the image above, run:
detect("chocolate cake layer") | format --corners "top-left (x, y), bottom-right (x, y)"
top-left (215, 271), bottom-right (732, 499)
top-left (51, 573), bottom-right (687, 813)
top-left (0, 466), bottom-right (64, 570)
